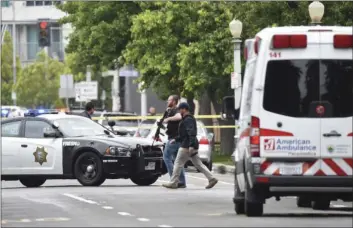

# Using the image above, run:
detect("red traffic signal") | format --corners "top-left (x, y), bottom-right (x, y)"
top-left (39, 21), bottom-right (48, 29)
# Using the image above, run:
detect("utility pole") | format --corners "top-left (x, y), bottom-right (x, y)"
top-left (12, 0), bottom-right (17, 105)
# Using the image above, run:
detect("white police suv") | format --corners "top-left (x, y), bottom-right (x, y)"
top-left (1, 114), bottom-right (167, 187)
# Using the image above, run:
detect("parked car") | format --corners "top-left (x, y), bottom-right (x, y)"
top-left (98, 112), bottom-right (139, 136)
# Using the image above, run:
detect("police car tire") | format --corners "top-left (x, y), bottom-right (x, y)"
top-left (74, 152), bottom-right (106, 186)
top-left (130, 176), bottom-right (159, 186)
top-left (19, 178), bottom-right (46, 188)
top-left (311, 199), bottom-right (330, 210)
top-left (296, 196), bottom-right (312, 208)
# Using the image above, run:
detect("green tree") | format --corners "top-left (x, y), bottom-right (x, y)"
top-left (14, 51), bottom-right (65, 107)
top-left (1, 31), bottom-right (21, 105)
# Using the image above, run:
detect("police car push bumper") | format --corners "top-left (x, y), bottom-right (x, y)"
top-left (101, 144), bottom-right (166, 177)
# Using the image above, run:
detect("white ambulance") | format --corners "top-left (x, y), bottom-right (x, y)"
top-left (222, 10), bottom-right (353, 217)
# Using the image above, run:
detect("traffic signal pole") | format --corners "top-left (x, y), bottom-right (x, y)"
top-left (12, 1), bottom-right (17, 105)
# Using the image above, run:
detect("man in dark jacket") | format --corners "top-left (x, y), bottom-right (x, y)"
top-left (81, 102), bottom-right (95, 119)
top-left (162, 102), bottom-right (218, 189)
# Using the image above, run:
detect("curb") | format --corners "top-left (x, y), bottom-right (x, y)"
top-left (213, 163), bottom-right (235, 174)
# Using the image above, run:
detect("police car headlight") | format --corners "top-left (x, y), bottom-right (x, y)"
top-left (106, 146), bottom-right (131, 157)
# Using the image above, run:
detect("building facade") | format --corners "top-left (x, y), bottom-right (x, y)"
top-left (1, 0), bottom-right (173, 114)
top-left (1, 0), bottom-right (70, 66)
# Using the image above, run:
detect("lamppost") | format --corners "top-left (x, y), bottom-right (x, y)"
top-left (229, 19), bottom-right (243, 151)
top-left (308, 1), bottom-right (325, 25)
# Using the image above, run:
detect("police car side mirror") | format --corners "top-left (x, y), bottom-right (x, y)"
top-left (44, 130), bottom-right (61, 138)
top-left (221, 96), bottom-right (239, 120)
top-left (108, 120), bottom-right (115, 127)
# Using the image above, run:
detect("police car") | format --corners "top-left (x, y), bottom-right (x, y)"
top-left (222, 2), bottom-right (353, 217)
top-left (1, 114), bottom-right (167, 187)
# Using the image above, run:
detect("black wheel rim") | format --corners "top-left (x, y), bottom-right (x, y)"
top-left (78, 155), bottom-right (98, 181)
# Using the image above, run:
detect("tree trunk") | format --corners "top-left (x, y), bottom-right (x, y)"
top-left (211, 96), bottom-right (235, 156)
top-left (186, 95), bottom-right (195, 115)
top-left (198, 92), bottom-right (213, 134)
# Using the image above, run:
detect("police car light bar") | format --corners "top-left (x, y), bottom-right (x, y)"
top-left (272, 34), bottom-right (307, 49)
top-left (333, 35), bottom-right (353, 48)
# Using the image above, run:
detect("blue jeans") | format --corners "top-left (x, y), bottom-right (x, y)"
top-left (163, 140), bottom-right (186, 185)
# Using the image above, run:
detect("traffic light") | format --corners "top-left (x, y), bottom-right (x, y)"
top-left (38, 20), bottom-right (50, 47)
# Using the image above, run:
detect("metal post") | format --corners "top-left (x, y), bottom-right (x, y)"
top-left (44, 46), bottom-right (49, 80)
top-left (233, 39), bottom-right (242, 146)
top-left (12, 1), bottom-right (17, 105)
top-left (112, 69), bottom-right (120, 112)
top-left (124, 76), bottom-right (131, 112)
top-left (86, 65), bottom-right (91, 82)
top-left (139, 82), bottom-right (147, 116)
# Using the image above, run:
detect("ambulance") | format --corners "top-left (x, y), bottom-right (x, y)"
top-left (222, 4), bottom-right (353, 217)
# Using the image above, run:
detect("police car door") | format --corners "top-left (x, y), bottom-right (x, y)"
top-left (20, 119), bottom-right (63, 175)
top-left (318, 32), bottom-right (353, 176)
top-left (1, 120), bottom-right (23, 174)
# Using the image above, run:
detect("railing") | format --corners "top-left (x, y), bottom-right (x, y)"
top-left (16, 42), bottom-right (64, 62)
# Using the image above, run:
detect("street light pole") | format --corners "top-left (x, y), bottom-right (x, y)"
top-left (229, 19), bottom-right (243, 149)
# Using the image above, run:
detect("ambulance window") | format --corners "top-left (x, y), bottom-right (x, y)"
top-left (320, 60), bottom-right (353, 117)
top-left (243, 61), bottom-right (256, 115)
top-left (263, 60), bottom-right (319, 117)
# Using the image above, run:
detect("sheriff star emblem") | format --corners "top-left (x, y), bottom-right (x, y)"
top-left (33, 146), bottom-right (48, 165)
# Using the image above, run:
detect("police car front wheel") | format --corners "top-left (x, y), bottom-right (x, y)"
top-left (130, 176), bottom-right (159, 186)
top-left (19, 178), bottom-right (46, 188)
top-left (74, 151), bottom-right (106, 186)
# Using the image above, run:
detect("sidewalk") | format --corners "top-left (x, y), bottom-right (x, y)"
top-left (212, 163), bottom-right (235, 174)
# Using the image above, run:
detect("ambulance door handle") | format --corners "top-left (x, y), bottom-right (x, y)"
top-left (21, 144), bottom-right (28, 148)
top-left (323, 133), bottom-right (341, 137)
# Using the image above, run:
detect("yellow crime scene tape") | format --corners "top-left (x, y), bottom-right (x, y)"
top-left (91, 114), bottom-right (221, 120)
top-left (1, 115), bottom-right (239, 129)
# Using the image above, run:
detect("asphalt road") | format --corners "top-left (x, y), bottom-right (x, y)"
top-left (1, 170), bottom-right (352, 227)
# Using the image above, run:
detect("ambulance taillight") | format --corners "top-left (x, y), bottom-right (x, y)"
top-left (272, 34), bottom-right (307, 49)
top-left (333, 35), bottom-right (353, 48)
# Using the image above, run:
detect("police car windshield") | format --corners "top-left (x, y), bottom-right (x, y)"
top-left (55, 117), bottom-right (110, 137)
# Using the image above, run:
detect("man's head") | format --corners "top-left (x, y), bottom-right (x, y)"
top-left (177, 102), bottom-right (190, 116)
top-left (85, 102), bottom-right (95, 115)
top-left (167, 95), bottom-right (179, 108)
top-left (149, 107), bottom-right (156, 115)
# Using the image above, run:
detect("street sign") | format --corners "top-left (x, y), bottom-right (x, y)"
top-left (59, 74), bottom-right (76, 98)
top-left (75, 81), bottom-right (98, 102)
top-left (231, 72), bottom-right (241, 89)
top-left (60, 74), bottom-right (74, 88)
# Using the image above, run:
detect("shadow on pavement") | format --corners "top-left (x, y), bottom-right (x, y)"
top-left (262, 212), bottom-right (352, 217)
top-left (2, 184), bottom-right (162, 190)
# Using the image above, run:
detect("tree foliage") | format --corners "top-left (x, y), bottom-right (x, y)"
top-left (15, 51), bottom-right (66, 107)
top-left (1, 31), bottom-right (21, 105)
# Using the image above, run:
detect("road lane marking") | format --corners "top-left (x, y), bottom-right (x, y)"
top-left (63, 193), bottom-right (99, 205)
top-left (158, 225), bottom-right (173, 227)
top-left (118, 212), bottom-right (133, 216)
top-left (20, 219), bottom-right (31, 222)
top-left (102, 206), bottom-right (114, 210)
top-left (186, 174), bottom-right (234, 185)
top-left (137, 218), bottom-right (150, 222)
top-left (331, 204), bottom-right (346, 208)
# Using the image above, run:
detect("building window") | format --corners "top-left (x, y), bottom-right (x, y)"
top-left (1, 0), bottom-right (11, 7)
top-left (26, 1), bottom-right (61, 6)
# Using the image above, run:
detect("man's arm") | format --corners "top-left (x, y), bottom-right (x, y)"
top-left (184, 117), bottom-right (197, 148)
top-left (165, 113), bottom-right (182, 122)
